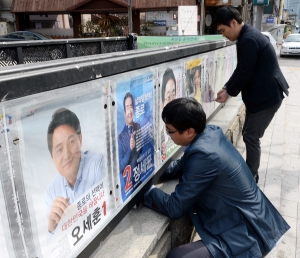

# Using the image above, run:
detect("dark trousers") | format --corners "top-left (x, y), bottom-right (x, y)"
top-left (166, 241), bottom-right (213, 258)
top-left (242, 101), bottom-right (282, 177)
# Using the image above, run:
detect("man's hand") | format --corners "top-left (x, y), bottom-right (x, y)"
top-left (48, 197), bottom-right (70, 232)
top-left (215, 89), bottom-right (229, 103)
top-left (130, 131), bottom-right (136, 150)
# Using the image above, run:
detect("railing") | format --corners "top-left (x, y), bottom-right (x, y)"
top-left (0, 35), bottom-right (137, 67)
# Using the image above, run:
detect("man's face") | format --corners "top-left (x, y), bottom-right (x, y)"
top-left (52, 124), bottom-right (82, 185)
top-left (217, 20), bottom-right (239, 41)
top-left (124, 97), bottom-right (134, 126)
top-left (165, 123), bottom-right (191, 146)
top-left (163, 79), bottom-right (176, 107)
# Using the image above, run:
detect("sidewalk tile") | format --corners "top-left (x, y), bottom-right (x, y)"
top-left (282, 175), bottom-right (299, 189)
top-left (275, 235), bottom-right (296, 258)
top-left (281, 186), bottom-right (300, 203)
top-left (280, 200), bottom-right (298, 219)
top-left (282, 216), bottom-right (297, 238)
top-left (296, 239), bottom-right (300, 258)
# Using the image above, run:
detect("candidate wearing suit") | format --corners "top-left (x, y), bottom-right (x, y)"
top-left (144, 98), bottom-right (289, 258)
top-left (215, 7), bottom-right (289, 183)
top-left (118, 92), bottom-right (142, 200)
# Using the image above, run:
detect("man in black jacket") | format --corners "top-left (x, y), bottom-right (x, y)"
top-left (215, 7), bottom-right (289, 183)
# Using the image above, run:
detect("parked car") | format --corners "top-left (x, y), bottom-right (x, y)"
top-left (261, 31), bottom-right (278, 52)
top-left (0, 37), bottom-right (26, 42)
top-left (0, 31), bottom-right (52, 41)
top-left (280, 34), bottom-right (300, 57)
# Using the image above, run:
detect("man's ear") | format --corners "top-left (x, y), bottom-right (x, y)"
top-left (231, 19), bottom-right (237, 27)
top-left (79, 134), bottom-right (82, 145)
top-left (186, 128), bottom-right (196, 137)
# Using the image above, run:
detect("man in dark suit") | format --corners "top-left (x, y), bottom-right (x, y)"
top-left (118, 92), bottom-right (142, 200)
top-left (215, 7), bottom-right (289, 183)
top-left (144, 98), bottom-right (289, 258)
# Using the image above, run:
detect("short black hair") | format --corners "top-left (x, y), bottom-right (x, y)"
top-left (123, 92), bottom-right (134, 111)
top-left (162, 97), bottom-right (206, 134)
top-left (215, 6), bottom-right (243, 27)
top-left (47, 108), bottom-right (81, 156)
top-left (161, 68), bottom-right (176, 103)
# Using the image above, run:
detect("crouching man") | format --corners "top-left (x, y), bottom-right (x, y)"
top-left (144, 97), bottom-right (289, 258)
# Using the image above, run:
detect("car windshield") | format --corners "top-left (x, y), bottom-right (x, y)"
top-left (33, 32), bottom-right (51, 40)
top-left (285, 35), bottom-right (300, 42)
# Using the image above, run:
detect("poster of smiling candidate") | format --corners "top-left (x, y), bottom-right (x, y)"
top-left (15, 89), bottom-right (112, 258)
top-left (116, 72), bottom-right (155, 202)
top-left (158, 64), bottom-right (183, 163)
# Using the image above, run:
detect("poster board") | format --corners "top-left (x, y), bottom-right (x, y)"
top-left (0, 44), bottom-right (236, 258)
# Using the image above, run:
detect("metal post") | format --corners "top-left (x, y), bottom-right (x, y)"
top-left (253, 6), bottom-right (263, 31)
top-left (16, 47), bottom-right (24, 64)
top-left (200, 0), bottom-right (204, 35)
top-left (128, 0), bottom-right (133, 34)
top-left (278, 0), bottom-right (284, 24)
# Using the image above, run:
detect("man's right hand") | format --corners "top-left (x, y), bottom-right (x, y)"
top-left (215, 89), bottom-right (229, 103)
top-left (48, 197), bottom-right (70, 233)
top-left (130, 131), bottom-right (136, 150)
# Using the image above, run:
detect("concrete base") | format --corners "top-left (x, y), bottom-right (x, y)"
top-left (90, 97), bottom-right (245, 258)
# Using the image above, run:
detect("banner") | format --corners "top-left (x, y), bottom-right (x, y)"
top-left (158, 65), bottom-right (183, 163)
top-left (202, 53), bottom-right (216, 117)
top-left (186, 58), bottom-right (202, 103)
top-left (116, 72), bottom-right (156, 202)
top-left (137, 35), bottom-right (224, 49)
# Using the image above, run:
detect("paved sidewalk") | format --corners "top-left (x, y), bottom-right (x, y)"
top-left (235, 66), bottom-right (300, 258)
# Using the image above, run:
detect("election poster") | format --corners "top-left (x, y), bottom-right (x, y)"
top-left (225, 44), bottom-right (237, 83)
top-left (214, 49), bottom-right (226, 110)
top-left (0, 208), bottom-right (11, 258)
top-left (0, 112), bottom-right (11, 258)
top-left (202, 53), bottom-right (216, 117)
top-left (158, 64), bottom-right (183, 163)
top-left (12, 86), bottom-right (113, 258)
top-left (115, 72), bottom-right (155, 202)
top-left (186, 57), bottom-right (202, 103)
top-left (0, 110), bottom-right (27, 258)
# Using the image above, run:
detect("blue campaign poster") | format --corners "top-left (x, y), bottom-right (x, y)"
top-left (116, 72), bottom-right (155, 202)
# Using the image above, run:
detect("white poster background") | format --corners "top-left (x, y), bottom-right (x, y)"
top-left (0, 214), bottom-right (10, 258)
top-left (17, 91), bottom-right (110, 258)
top-left (178, 6), bottom-right (198, 36)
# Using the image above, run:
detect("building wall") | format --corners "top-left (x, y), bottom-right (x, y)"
top-left (284, 0), bottom-right (300, 20)
top-left (1, 0), bottom-right (12, 8)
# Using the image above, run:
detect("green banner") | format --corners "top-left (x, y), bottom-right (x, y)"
top-left (137, 35), bottom-right (225, 49)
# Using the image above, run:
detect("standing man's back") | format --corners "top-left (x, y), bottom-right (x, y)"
top-left (215, 6), bottom-right (289, 182)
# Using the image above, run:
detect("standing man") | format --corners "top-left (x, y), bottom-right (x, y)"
top-left (215, 7), bottom-right (289, 182)
top-left (118, 92), bottom-right (142, 197)
top-left (144, 98), bottom-right (289, 258)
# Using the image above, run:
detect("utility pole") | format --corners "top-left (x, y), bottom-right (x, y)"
top-left (128, 0), bottom-right (133, 34)
top-left (253, 5), bottom-right (263, 31)
top-left (200, 0), bottom-right (204, 35)
top-left (278, 0), bottom-right (284, 24)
